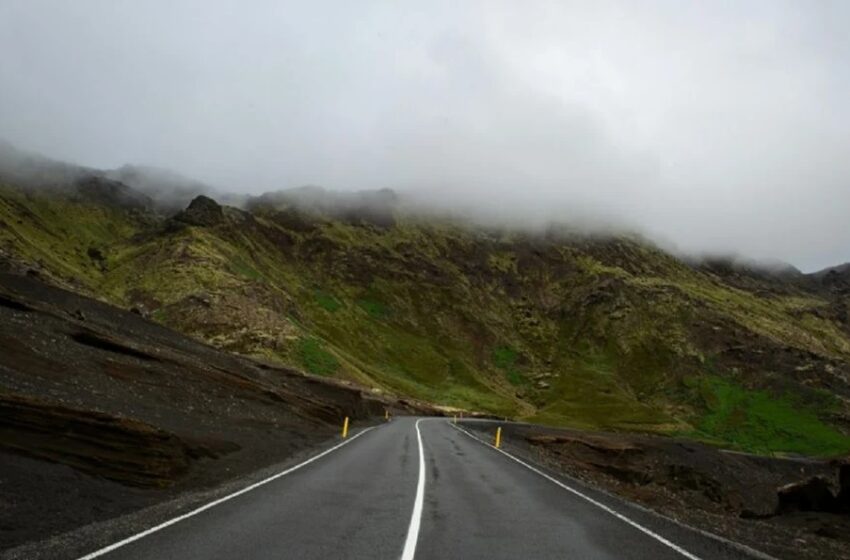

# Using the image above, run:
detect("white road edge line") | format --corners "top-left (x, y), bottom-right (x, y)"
top-left (400, 418), bottom-right (426, 560)
top-left (451, 423), bottom-right (703, 560)
top-left (76, 426), bottom-right (378, 560)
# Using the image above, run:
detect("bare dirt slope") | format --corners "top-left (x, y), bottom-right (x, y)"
top-left (0, 272), bottom-right (426, 551)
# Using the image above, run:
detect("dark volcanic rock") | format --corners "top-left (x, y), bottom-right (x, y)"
top-left (0, 394), bottom-right (198, 487)
top-left (838, 463), bottom-right (850, 511)
top-left (0, 271), bottom-right (410, 550)
top-left (776, 477), bottom-right (837, 514)
top-left (175, 195), bottom-right (225, 227)
top-left (86, 246), bottom-right (105, 262)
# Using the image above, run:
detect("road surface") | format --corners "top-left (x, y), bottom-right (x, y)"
top-left (76, 417), bottom-right (759, 560)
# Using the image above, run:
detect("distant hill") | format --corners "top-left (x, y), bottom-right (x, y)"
top-left (812, 263), bottom-right (850, 283)
top-left (1, 145), bottom-right (849, 456)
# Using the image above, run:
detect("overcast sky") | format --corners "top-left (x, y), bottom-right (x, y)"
top-left (1, 1), bottom-right (848, 271)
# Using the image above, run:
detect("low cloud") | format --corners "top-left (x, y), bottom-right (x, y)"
top-left (1, 1), bottom-right (848, 271)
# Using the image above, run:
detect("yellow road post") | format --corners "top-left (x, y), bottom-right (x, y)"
top-left (494, 426), bottom-right (502, 448)
top-left (342, 416), bottom-right (350, 438)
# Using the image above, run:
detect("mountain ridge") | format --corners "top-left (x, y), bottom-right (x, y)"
top-left (1, 146), bottom-right (849, 456)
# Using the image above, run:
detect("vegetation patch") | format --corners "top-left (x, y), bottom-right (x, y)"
top-left (356, 297), bottom-right (389, 319)
top-left (4, 179), bottom-right (850, 456)
top-left (230, 258), bottom-right (263, 281)
top-left (488, 252), bottom-right (516, 273)
top-left (688, 376), bottom-right (850, 456)
top-left (298, 337), bottom-right (340, 376)
top-left (150, 308), bottom-right (169, 323)
top-left (493, 346), bottom-right (524, 385)
top-left (314, 290), bottom-right (342, 312)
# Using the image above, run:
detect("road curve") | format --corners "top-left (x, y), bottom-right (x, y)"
top-left (77, 417), bottom-right (759, 560)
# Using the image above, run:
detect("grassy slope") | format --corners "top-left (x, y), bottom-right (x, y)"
top-left (0, 184), bottom-right (147, 287)
top-left (2, 183), bottom-right (849, 455)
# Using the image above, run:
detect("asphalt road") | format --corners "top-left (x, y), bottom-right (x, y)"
top-left (77, 417), bottom-right (759, 560)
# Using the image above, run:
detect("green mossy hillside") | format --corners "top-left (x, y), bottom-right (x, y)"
top-left (2, 182), bottom-right (850, 456)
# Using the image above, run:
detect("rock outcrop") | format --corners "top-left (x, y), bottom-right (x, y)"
top-left (174, 195), bottom-right (225, 227)
top-left (776, 476), bottom-right (838, 514)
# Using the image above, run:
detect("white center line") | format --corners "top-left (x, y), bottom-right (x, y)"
top-left (77, 426), bottom-right (378, 560)
top-left (400, 418), bottom-right (426, 560)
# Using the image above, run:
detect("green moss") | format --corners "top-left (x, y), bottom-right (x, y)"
top-left (3, 181), bottom-right (850, 457)
top-left (688, 377), bottom-right (850, 456)
top-left (230, 257), bottom-right (263, 281)
top-left (150, 308), bottom-right (168, 323)
top-left (0, 184), bottom-right (145, 288)
top-left (493, 346), bottom-right (517, 368)
top-left (298, 337), bottom-right (340, 375)
top-left (492, 346), bottom-right (525, 386)
top-left (356, 298), bottom-right (389, 319)
top-left (314, 290), bottom-right (342, 312)
top-left (488, 252), bottom-right (516, 273)
top-left (525, 345), bottom-right (677, 431)
top-left (576, 255), bottom-right (630, 278)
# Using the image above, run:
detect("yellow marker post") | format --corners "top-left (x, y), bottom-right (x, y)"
top-left (342, 416), bottom-right (350, 438)
top-left (453, 414), bottom-right (457, 424)
top-left (385, 409), bottom-right (390, 421)
top-left (494, 426), bottom-right (502, 449)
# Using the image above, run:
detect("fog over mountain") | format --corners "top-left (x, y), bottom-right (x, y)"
top-left (1, 1), bottom-right (848, 271)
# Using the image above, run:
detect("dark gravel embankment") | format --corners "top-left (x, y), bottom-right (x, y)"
top-left (0, 272), bottom-right (428, 554)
